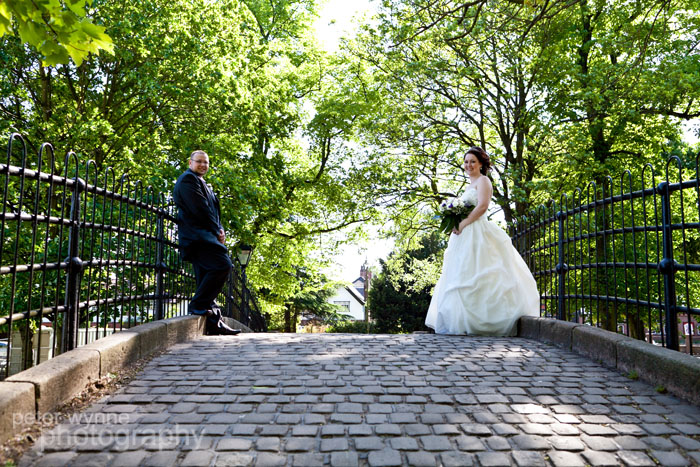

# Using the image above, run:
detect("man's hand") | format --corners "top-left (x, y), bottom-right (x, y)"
top-left (217, 229), bottom-right (226, 244)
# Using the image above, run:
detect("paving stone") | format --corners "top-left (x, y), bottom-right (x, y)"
top-left (110, 450), bottom-right (148, 466)
top-left (511, 450), bottom-right (546, 467)
top-left (367, 414), bottom-right (389, 424)
top-left (552, 414), bottom-right (580, 424)
top-left (460, 423), bottom-right (492, 435)
top-left (406, 451), bottom-right (437, 466)
top-left (390, 437), bottom-right (420, 450)
top-left (510, 434), bottom-right (550, 450)
top-left (581, 435), bottom-right (619, 451)
top-left (650, 450), bottom-right (693, 466)
top-left (321, 425), bottom-right (346, 437)
top-left (368, 449), bottom-right (403, 467)
top-left (181, 450), bottom-right (215, 466)
top-left (320, 438), bottom-right (349, 452)
top-left (214, 452), bottom-right (254, 466)
top-left (441, 452), bottom-right (475, 467)
top-left (614, 436), bottom-right (647, 450)
top-left (452, 435), bottom-right (484, 452)
top-left (643, 435), bottom-right (678, 450)
top-left (355, 436), bottom-right (386, 451)
top-left (172, 432), bottom-right (208, 450)
top-left (549, 436), bottom-right (586, 451)
top-left (255, 452), bottom-right (286, 466)
top-left (579, 424), bottom-right (618, 436)
top-left (520, 423), bottom-right (553, 435)
top-left (375, 424), bottom-right (402, 436)
top-left (404, 424), bottom-right (431, 436)
top-left (331, 451), bottom-right (359, 467)
top-left (292, 425), bottom-right (319, 436)
top-left (27, 452), bottom-right (77, 467)
top-left (580, 450), bottom-right (619, 466)
top-left (548, 450), bottom-right (586, 466)
top-left (256, 437), bottom-right (280, 451)
top-left (487, 436), bottom-right (512, 451)
top-left (477, 451), bottom-right (512, 466)
top-left (331, 413), bottom-right (363, 424)
top-left (284, 437), bottom-right (317, 452)
top-left (643, 423), bottom-right (680, 435)
top-left (617, 450), bottom-right (656, 466)
top-left (303, 414), bottom-right (326, 424)
top-left (420, 435), bottom-right (452, 451)
top-left (216, 438), bottom-right (253, 451)
top-left (672, 423), bottom-right (700, 435)
top-left (230, 424), bottom-right (257, 436)
top-left (292, 453), bottom-right (324, 466)
top-left (260, 424), bottom-right (288, 436)
top-left (390, 413), bottom-right (418, 424)
top-left (142, 451), bottom-right (179, 467)
top-left (670, 435), bottom-right (700, 450)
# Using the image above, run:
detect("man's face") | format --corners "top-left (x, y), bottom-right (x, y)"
top-left (189, 154), bottom-right (210, 176)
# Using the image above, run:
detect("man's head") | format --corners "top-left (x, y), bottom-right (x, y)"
top-left (189, 150), bottom-right (210, 177)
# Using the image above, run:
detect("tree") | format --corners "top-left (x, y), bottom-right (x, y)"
top-left (0, 0), bottom-right (113, 65)
top-left (0, 0), bottom-right (401, 331)
top-left (321, 0), bottom-right (700, 250)
top-left (368, 232), bottom-right (446, 333)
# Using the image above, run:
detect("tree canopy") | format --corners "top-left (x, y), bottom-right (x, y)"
top-left (0, 0), bottom-right (113, 65)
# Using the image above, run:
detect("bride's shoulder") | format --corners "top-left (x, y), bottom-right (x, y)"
top-left (473, 176), bottom-right (492, 190)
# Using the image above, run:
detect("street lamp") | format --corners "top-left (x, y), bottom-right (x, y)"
top-left (237, 244), bottom-right (254, 326)
top-left (237, 244), bottom-right (254, 268)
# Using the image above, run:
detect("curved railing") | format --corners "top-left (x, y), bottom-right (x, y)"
top-left (511, 155), bottom-right (700, 355)
top-left (0, 134), bottom-right (266, 379)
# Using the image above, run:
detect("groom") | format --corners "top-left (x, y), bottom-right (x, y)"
top-left (173, 150), bottom-right (240, 336)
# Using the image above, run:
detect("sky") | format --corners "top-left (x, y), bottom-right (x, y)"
top-left (313, 0), bottom-right (375, 52)
top-left (313, 0), bottom-right (393, 284)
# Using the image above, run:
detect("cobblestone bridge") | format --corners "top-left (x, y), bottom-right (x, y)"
top-left (20, 334), bottom-right (700, 466)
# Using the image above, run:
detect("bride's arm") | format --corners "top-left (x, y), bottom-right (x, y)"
top-left (454, 179), bottom-right (492, 234)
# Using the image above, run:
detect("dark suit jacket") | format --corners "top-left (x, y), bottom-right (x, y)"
top-left (172, 168), bottom-right (224, 260)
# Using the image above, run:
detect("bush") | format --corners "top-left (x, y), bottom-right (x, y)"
top-left (325, 320), bottom-right (379, 333)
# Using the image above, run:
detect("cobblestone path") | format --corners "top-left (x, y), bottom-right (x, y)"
top-left (19, 334), bottom-right (700, 466)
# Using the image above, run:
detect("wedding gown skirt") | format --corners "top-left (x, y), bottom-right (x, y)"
top-left (425, 215), bottom-right (540, 336)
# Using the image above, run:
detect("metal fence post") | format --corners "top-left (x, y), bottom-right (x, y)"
top-left (154, 211), bottom-right (165, 321)
top-left (225, 272), bottom-right (234, 319)
top-left (241, 268), bottom-right (250, 326)
top-left (658, 181), bottom-right (679, 351)
top-left (556, 209), bottom-right (567, 321)
top-left (62, 177), bottom-right (85, 352)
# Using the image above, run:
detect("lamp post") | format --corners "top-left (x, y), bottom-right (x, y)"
top-left (237, 244), bottom-right (254, 326)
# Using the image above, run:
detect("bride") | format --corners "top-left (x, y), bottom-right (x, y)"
top-left (425, 147), bottom-right (540, 336)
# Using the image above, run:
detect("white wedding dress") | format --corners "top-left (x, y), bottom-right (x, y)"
top-left (425, 186), bottom-right (540, 336)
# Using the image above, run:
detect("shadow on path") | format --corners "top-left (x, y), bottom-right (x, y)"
top-left (20, 334), bottom-right (700, 466)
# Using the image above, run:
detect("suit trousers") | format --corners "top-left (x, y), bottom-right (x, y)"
top-left (186, 241), bottom-right (232, 311)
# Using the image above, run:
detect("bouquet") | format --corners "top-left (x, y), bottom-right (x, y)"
top-left (436, 196), bottom-right (475, 234)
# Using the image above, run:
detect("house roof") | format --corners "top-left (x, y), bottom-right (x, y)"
top-left (345, 286), bottom-right (365, 305)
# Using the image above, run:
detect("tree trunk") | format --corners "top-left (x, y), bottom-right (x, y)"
top-left (284, 306), bottom-right (291, 333)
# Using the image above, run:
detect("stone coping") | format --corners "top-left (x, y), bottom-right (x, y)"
top-left (518, 316), bottom-right (700, 406)
top-left (0, 314), bottom-right (249, 443)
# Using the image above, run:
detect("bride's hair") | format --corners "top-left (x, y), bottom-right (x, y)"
top-left (465, 146), bottom-right (491, 175)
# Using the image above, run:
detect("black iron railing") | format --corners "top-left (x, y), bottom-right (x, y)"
top-left (511, 155), bottom-right (700, 355)
top-left (0, 134), bottom-right (266, 379)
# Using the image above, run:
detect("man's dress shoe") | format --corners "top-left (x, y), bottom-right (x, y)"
top-left (215, 321), bottom-right (242, 335)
